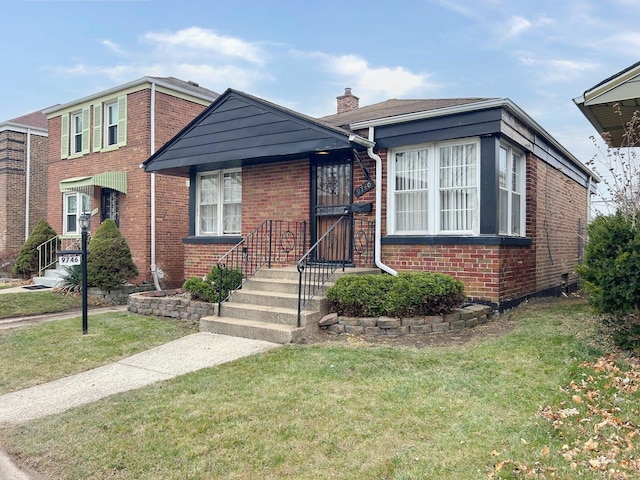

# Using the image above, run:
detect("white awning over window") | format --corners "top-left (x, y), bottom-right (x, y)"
top-left (59, 171), bottom-right (127, 195)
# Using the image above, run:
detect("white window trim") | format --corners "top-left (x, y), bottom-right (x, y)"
top-left (498, 144), bottom-right (526, 237)
top-left (195, 169), bottom-right (242, 236)
top-left (387, 138), bottom-right (480, 236)
top-left (70, 111), bottom-right (83, 156)
top-left (104, 100), bottom-right (119, 148)
top-left (63, 192), bottom-right (91, 236)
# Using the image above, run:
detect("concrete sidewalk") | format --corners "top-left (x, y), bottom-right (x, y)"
top-left (0, 326), bottom-right (280, 478)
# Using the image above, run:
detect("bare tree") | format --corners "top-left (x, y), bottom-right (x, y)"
top-left (586, 104), bottom-right (640, 225)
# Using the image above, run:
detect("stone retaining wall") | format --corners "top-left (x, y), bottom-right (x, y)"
top-left (319, 304), bottom-right (494, 336)
top-left (128, 289), bottom-right (216, 321)
top-left (88, 284), bottom-right (154, 305)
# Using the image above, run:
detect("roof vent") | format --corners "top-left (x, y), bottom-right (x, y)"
top-left (187, 80), bottom-right (199, 87)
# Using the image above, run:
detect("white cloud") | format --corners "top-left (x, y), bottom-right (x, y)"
top-left (316, 53), bottom-right (439, 103)
top-left (503, 15), bottom-right (552, 39)
top-left (517, 56), bottom-right (599, 83)
top-left (143, 27), bottom-right (265, 65)
top-left (101, 40), bottom-right (127, 57)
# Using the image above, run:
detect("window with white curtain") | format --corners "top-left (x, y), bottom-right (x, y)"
top-left (196, 169), bottom-right (242, 236)
top-left (63, 192), bottom-right (91, 235)
top-left (499, 145), bottom-right (525, 236)
top-left (389, 139), bottom-right (479, 235)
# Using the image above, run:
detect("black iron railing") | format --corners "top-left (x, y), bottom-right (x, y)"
top-left (296, 215), bottom-right (351, 327)
top-left (352, 218), bottom-right (375, 268)
top-left (217, 220), bottom-right (307, 315)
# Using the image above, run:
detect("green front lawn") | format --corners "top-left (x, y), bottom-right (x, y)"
top-left (0, 291), bottom-right (82, 318)
top-left (0, 312), bottom-right (197, 394)
top-left (2, 297), bottom-right (639, 479)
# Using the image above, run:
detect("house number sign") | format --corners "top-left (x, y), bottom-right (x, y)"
top-left (58, 254), bottom-right (81, 266)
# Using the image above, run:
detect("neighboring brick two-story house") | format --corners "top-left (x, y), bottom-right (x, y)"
top-left (143, 88), bottom-right (598, 309)
top-left (0, 110), bottom-right (48, 254)
top-left (44, 77), bottom-right (218, 288)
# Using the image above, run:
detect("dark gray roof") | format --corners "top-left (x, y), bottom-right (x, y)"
top-left (320, 97), bottom-right (496, 127)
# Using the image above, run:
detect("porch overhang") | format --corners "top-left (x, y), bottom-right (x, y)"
top-left (574, 61), bottom-right (640, 147)
top-left (142, 88), bottom-right (373, 177)
top-left (59, 171), bottom-right (128, 195)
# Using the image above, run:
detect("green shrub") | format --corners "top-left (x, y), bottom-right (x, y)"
top-left (86, 219), bottom-right (138, 291)
top-left (13, 220), bottom-right (58, 278)
top-left (183, 266), bottom-right (243, 303)
top-left (577, 213), bottom-right (640, 352)
top-left (576, 213), bottom-right (640, 315)
top-left (327, 272), bottom-right (466, 317)
top-left (326, 274), bottom-right (395, 317)
top-left (386, 272), bottom-right (466, 317)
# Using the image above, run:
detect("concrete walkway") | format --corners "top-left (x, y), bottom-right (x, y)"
top-left (0, 303), bottom-right (280, 478)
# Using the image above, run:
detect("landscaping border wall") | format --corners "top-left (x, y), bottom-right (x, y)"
top-left (319, 304), bottom-right (494, 336)
top-left (128, 289), bottom-right (216, 321)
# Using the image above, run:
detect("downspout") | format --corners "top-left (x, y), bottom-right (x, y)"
top-left (367, 126), bottom-right (397, 276)
top-left (150, 82), bottom-right (161, 290)
top-left (24, 128), bottom-right (31, 240)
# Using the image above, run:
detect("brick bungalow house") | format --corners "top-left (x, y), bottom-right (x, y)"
top-left (143, 88), bottom-right (597, 310)
top-left (43, 77), bottom-right (218, 288)
top-left (0, 110), bottom-right (48, 254)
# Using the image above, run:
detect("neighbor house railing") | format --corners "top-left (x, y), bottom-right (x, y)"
top-left (217, 220), bottom-right (307, 315)
top-left (36, 236), bottom-right (88, 276)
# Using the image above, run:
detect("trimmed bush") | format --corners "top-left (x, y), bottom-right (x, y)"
top-left (326, 274), bottom-right (395, 317)
top-left (386, 272), bottom-right (466, 317)
top-left (577, 213), bottom-right (640, 315)
top-left (327, 272), bottom-right (466, 317)
top-left (13, 220), bottom-right (58, 278)
top-left (183, 266), bottom-right (243, 303)
top-left (86, 219), bottom-right (138, 291)
top-left (577, 213), bottom-right (640, 352)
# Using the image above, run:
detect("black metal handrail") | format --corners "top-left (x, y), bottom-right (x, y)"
top-left (217, 220), bottom-right (307, 315)
top-left (352, 218), bottom-right (375, 268)
top-left (296, 215), bottom-right (351, 327)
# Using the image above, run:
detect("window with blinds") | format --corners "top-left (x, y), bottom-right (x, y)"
top-left (196, 169), bottom-right (242, 236)
top-left (390, 139), bottom-right (480, 235)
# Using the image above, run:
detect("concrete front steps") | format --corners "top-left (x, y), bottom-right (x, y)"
top-left (32, 267), bottom-right (66, 288)
top-left (200, 266), bottom-right (379, 344)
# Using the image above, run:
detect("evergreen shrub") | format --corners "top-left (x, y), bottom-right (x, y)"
top-left (577, 213), bottom-right (640, 352)
top-left (13, 220), bottom-right (58, 278)
top-left (327, 272), bottom-right (466, 317)
top-left (183, 266), bottom-right (243, 303)
top-left (86, 219), bottom-right (138, 291)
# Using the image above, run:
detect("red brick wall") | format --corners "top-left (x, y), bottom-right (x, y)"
top-left (377, 149), bottom-right (586, 305)
top-left (182, 145), bottom-right (589, 306)
top-left (531, 155), bottom-right (587, 294)
top-left (183, 159), bottom-right (312, 279)
top-left (47, 87), bottom-right (209, 287)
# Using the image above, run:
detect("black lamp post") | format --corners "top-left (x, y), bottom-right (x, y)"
top-left (78, 213), bottom-right (90, 335)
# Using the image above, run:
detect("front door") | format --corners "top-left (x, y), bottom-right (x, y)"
top-left (312, 155), bottom-right (353, 264)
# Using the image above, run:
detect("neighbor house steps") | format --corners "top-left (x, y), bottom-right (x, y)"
top-left (32, 267), bottom-right (66, 288)
top-left (200, 266), bottom-right (379, 344)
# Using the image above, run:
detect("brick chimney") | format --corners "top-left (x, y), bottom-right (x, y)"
top-left (337, 88), bottom-right (359, 114)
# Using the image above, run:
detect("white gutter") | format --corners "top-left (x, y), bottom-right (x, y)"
top-left (24, 128), bottom-right (31, 240)
top-left (150, 82), bottom-right (161, 290)
top-left (367, 126), bottom-right (397, 276)
top-left (352, 98), bottom-right (599, 182)
top-left (43, 76), bottom-right (218, 116)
